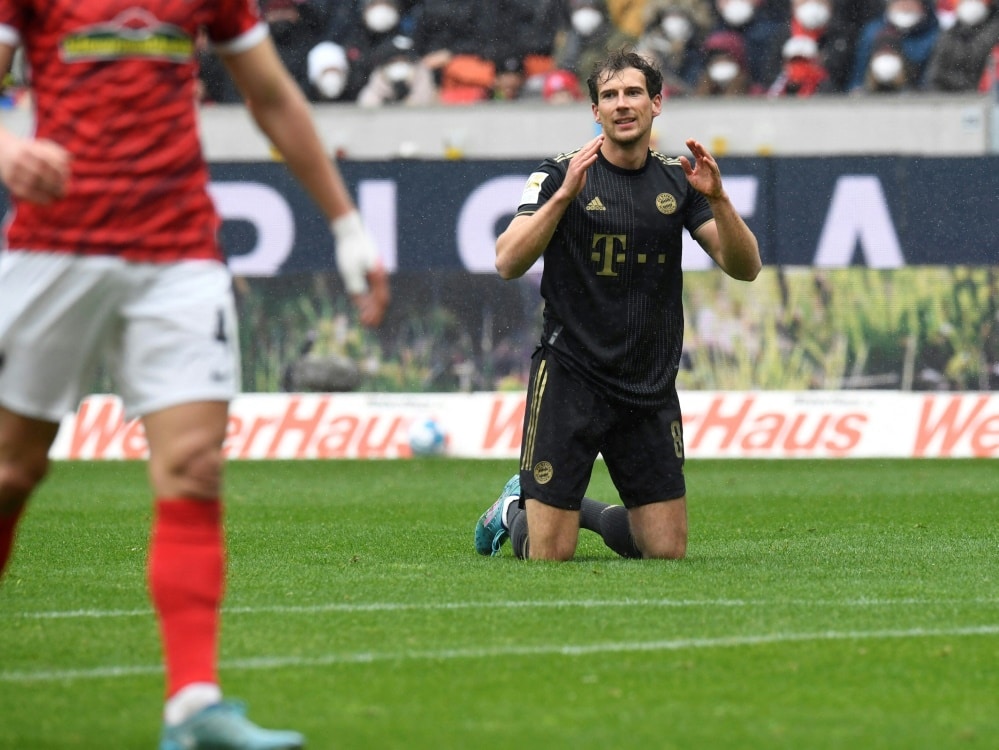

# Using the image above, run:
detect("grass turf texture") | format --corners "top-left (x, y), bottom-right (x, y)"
top-left (1, 458), bottom-right (997, 749)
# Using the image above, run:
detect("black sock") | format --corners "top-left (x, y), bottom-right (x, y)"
top-left (509, 506), bottom-right (529, 559)
top-left (579, 496), bottom-right (606, 532)
top-left (580, 498), bottom-right (642, 559)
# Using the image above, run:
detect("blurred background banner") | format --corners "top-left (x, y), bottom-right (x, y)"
top-left (3, 158), bottom-right (994, 395)
top-left (206, 156), bottom-right (999, 275)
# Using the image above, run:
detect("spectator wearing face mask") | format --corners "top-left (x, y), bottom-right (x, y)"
top-left (198, 0), bottom-right (334, 103)
top-left (324, 0), bottom-right (409, 102)
top-left (357, 34), bottom-right (438, 107)
top-left (552, 0), bottom-right (638, 80)
top-left (636, 0), bottom-right (715, 97)
top-left (848, 0), bottom-right (940, 90)
top-left (767, 34), bottom-right (836, 95)
top-left (307, 41), bottom-right (352, 102)
top-left (710, 0), bottom-right (786, 90)
top-left (693, 29), bottom-right (759, 94)
top-left (925, 0), bottom-right (999, 90)
top-left (781, 0), bottom-right (861, 91)
top-left (860, 27), bottom-right (917, 91)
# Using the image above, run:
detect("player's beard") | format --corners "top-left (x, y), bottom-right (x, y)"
top-left (605, 121), bottom-right (649, 149)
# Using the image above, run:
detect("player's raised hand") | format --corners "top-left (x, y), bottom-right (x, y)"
top-left (0, 136), bottom-right (71, 205)
top-left (560, 134), bottom-right (604, 199)
top-left (680, 138), bottom-right (725, 200)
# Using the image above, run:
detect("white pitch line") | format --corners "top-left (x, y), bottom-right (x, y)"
top-left (6, 596), bottom-right (999, 620)
top-left (2, 624), bottom-right (998, 684)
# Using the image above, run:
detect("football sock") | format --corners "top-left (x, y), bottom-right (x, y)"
top-left (0, 503), bottom-right (25, 577)
top-left (148, 498), bottom-right (225, 700)
top-left (509, 505), bottom-right (530, 559)
top-left (163, 682), bottom-right (223, 726)
top-left (578, 496), bottom-right (606, 532)
top-left (580, 497), bottom-right (642, 559)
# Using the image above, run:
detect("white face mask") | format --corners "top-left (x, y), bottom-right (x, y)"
top-left (870, 52), bottom-right (904, 82)
top-left (572, 7), bottom-right (604, 36)
top-left (365, 4), bottom-right (400, 33)
top-left (720, 0), bottom-right (755, 26)
top-left (708, 59), bottom-right (740, 83)
top-left (782, 35), bottom-right (819, 60)
top-left (662, 14), bottom-right (693, 41)
top-left (887, 8), bottom-right (923, 28)
top-left (316, 70), bottom-right (346, 99)
top-left (384, 60), bottom-right (414, 83)
top-left (793, 0), bottom-right (832, 29)
top-left (955, 0), bottom-right (989, 25)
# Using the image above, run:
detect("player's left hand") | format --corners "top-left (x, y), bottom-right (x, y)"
top-left (680, 138), bottom-right (725, 200)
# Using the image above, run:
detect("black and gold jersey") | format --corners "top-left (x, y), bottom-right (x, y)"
top-left (516, 149), bottom-right (714, 409)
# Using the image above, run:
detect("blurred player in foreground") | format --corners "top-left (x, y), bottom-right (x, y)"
top-left (0, 3), bottom-right (389, 749)
top-left (475, 49), bottom-right (760, 561)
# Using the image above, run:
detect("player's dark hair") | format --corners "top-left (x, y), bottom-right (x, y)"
top-left (586, 48), bottom-right (663, 104)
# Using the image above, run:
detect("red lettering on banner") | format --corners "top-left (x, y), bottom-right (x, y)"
top-left (782, 414), bottom-right (831, 451)
top-left (69, 398), bottom-right (128, 459)
top-left (971, 415), bottom-right (999, 454)
top-left (740, 413), bottom-right (782, 449)
top-left (688, 396), bottom-right (754, 450)
top-left (914, 395), bottom-right (996, 457)
top-left (237, 416), bottom-right (277, 458)
top-left (266, 397), bottom-right (328, 457)
top-left (223, 415), bottom-right (243, 458)
top-left (484, 397), bottom-right (525, 451)
top-left (120, 420), bottom-right (148, 459)
top-left (315, 415), bottom-right (359, 458)
top-left (692, 402), bottom-right (867, 456)
top-left (827, 414), bottom-right (865, 454)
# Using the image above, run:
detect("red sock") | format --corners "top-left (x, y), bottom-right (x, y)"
top-left (0, 504), bottom-right (26, 577)
top-left (148, 498), bottom-right (225, 698)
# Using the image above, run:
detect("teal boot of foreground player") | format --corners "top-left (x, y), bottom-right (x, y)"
top-left (159, 701), bottom-right (304, 750)
top-left (474, 474), bottom-right (521, 556)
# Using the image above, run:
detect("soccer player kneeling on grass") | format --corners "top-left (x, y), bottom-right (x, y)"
top-left (475, 49), bottom-right (761, 561)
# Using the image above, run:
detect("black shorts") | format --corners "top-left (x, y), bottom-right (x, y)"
top-left (519, 348), bottom-right (686, 511)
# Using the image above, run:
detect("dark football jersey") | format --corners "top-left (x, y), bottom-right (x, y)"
top-left (516, 148), bottom-right (714, 408)
top-left (0, 0), bottom-right (263, 261)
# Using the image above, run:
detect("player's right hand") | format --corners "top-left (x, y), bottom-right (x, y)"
top-left (0, 136), bottom-right (70, 205)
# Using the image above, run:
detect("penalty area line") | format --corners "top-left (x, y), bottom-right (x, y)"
top-left (2, 623), bottom-right (998, 684)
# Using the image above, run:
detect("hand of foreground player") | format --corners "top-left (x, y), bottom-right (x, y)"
top-left (352, 264), bottom-right (390, 328)
top-left (332, 210), bottom-right (390, 327)
top-left (680, 138), bottom-right (725, 201)
top-left (0, 135), bottom-right (71, 205)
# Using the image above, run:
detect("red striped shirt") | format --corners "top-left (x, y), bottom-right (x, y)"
top-left (0, 0), bottom-right (263, 261)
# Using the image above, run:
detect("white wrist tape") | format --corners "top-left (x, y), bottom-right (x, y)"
top-left (331, 211), bottom-right (379, 294)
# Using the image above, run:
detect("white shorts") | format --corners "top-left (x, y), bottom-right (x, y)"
top-left (0, 252), bottom-right (240, 422)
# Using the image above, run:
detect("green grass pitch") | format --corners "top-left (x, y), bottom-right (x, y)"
top-left (1, 457), bottom-right (997, 749)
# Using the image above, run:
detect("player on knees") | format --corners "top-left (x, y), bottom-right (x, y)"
top-left (0, 3), bottom-right (388, 749)
top-left (474, 49), bottom-right (760, 562)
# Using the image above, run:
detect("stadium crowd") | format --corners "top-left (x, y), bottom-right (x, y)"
top-left (186, 0), bottom-right (999, 105)
top-left (0, 0), bottom-right (993, 107)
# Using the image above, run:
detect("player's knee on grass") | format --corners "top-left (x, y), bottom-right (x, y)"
top-left (629, 499), bottom-right (688, 560)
